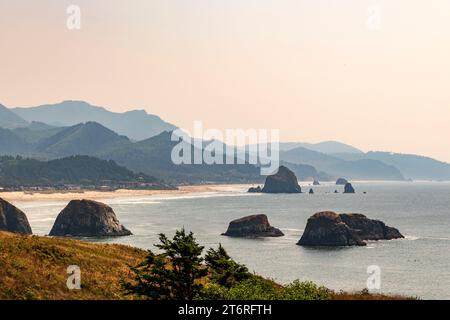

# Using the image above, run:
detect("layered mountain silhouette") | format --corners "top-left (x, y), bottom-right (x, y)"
top-left (278, 141), bottom-right (363, 154)
top-left (11, 122), bottom-right (65, 144)
top-left (280, 147), bottom-right (405, 180)
top-left (0, 128), bottom-right (29, 154)
top-left (1, 101), bottom-right (450, 182)
top-left (12, 100), bottom-right (176, 141)
top-left (36, 122), bottom-right (130, 158)
top-left (0, 122), bottom-right (263, 183)
top-left (333, 152), bottom-right (450, 181)
top-left (0, 104), bottom-right (28, 129)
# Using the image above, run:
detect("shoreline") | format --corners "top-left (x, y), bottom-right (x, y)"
top-left (0, 184), bottom-right (252, 203)
top-left (1, 180), bottom-right (448, 203)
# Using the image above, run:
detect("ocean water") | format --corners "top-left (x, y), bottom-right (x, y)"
top-left (17, 181), bottom-right (450, 299)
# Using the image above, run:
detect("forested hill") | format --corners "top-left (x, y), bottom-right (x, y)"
top-left (0, 155), bottom-right (174, 190)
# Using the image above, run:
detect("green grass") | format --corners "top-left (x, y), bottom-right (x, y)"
top-left (200, 278), bottom-right (331, 300)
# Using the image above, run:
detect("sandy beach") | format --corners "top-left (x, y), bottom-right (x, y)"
top-left (0, 185), bottom-right (242, 203)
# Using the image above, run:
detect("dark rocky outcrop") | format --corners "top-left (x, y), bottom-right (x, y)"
top-left (0, 198), bottom-right (32, 235)
top-left (248, 186), bottom-right (262, 193)
top-left (339, 214), bottom-right (403, 241)
top-left (297, 211), bottom-right (403, 247)
top-left (344, 183), bottom-right (355, 193)
top-left (222, 214), bottom-right (284, 238)
top-left (49, 199), bottom-right (132, 237)
top-left (297, 212), bottom-right (365, 246)
top-left (261, 166), bottom-right (301, 194)
top-left (309, 188), bottom-right (314, 194)
top-left (336, 178), bottom-right (348, 185)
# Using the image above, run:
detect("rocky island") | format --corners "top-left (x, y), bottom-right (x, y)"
top-left (344, 183), bottom-right (355, 193)
top-left (49, 199), bottom-right (132, 237)
top-left (297, 211), bottom-right (403, 247)
top-left (336, 178), bottom-right (348, 185)
top-left (0, 198), bottom-right (32, 235)
top-left (222, 214), bottom-right (284, 238)
top-left (248, 166), bottom-right (301, 194)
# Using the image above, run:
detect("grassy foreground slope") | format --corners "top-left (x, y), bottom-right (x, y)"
top-left (0, 232), bottom-right (413, 300)
top-left (0, 232), bottom-right (147, 299)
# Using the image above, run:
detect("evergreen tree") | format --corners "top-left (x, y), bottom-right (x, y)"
top-left (122, 228), bottom-right (207, 300)
top-left (205, 244), bottom-right (250, 288)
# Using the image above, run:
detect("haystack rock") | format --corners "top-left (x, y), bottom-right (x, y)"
top-left (261, 166), bottom-right (301, 193)
top-left (0, 198), bottom-right (32, 235)
top-left (297, 211), bottom-right (403, 247)
top-left (336, 178), bottom-right (348, 185)
top-left (222, 214), bottom-right (284, 238)
top-left (49, 200), bottom-right (132, 237)
top-left (344, 183), bottom-right (355, 193)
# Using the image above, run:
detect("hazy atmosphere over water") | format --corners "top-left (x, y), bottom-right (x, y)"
top-left (1, 0), bottom-right (450, 162)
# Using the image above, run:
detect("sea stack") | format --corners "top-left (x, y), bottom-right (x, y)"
top-left (222, 214), bottom-right (284, 238)
top-left (261, 166), bottom-right (302, 193)
top-left (313, 180), bottom-right (320, 186)
top-left (344, 183), bottom-right (355, 194)
top-left (49, 199), bottom-right (132, 237)
top-left (0, 198), bottom-right (32, 235)
top-left (297, 211), bottom-right (403, 247)
top-left (336, 178), bottom-right (348, 185)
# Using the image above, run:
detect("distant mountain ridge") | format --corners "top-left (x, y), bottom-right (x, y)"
top-left (0, 155), bottom-right (172, 189)
top-left (333, 151), bottom-right (450, 180)
top-left (0, 104), bottom-right (28, 129)
top-left (96, 130), bottom-right (265, 184)
top-left (11, 100), bottom-right (176, 141)
top-left (1, 120), bottom-right (450, 182)
top-left (11, 122), bottom-right (65, 144)
top-left (278, 141), bottom-right (363, 154)
top-left (0, 128), bottom-right (29, 155)
top-left (0, 122), bottom-right (265, 184)
top-left (1, 101), bottom-right (450, 182)
top-left (280, 146), bottom-right (404, 180)
top-left (36, 122), bottom-right (130, 158)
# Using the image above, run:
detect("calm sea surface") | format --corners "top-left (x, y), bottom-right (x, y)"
top-left (17, 181), bottom-right (450, 299)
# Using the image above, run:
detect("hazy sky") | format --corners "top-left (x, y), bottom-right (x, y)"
top-left (1, 0), bottom-right (450, 161)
